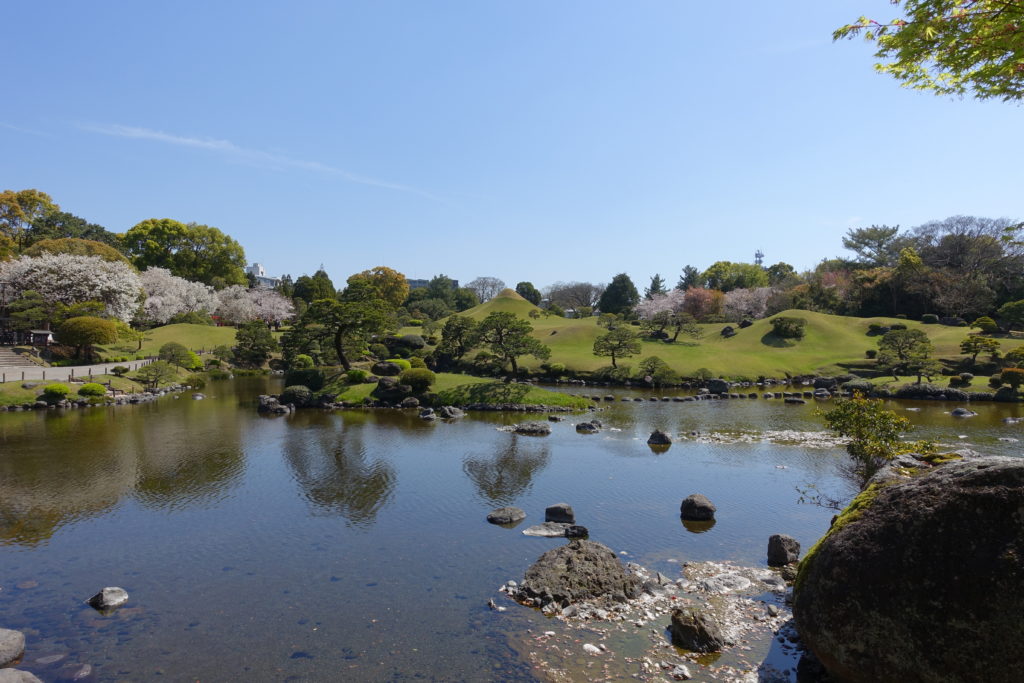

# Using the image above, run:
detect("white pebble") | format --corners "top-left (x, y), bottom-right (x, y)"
top-left (583, 643), bottom-right (602, 655)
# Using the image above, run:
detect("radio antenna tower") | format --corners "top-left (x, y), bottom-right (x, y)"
top-left (754, 249), bottom-right (765, 266)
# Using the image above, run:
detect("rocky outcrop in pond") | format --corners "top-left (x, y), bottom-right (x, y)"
top-left (511, 540), bottom-right (643, 611)
top-left (794, 457), bottom-right (1024, 682)
top-left (680, 494), bottom-right (716, 521)
top-left (0, 628), bottom-right (25, 667)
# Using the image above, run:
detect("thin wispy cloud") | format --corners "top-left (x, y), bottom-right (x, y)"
top-left (0, 121), bottom-right (52, 137)
top-left (80, 123), bottom-right (442, 201)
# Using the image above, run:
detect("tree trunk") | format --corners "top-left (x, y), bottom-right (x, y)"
top-left (611, 353), bottom-right (617, 368)
top-left (334, 329), bottom-right (351, 371)
top-left (509, 356), bottom-right (518, 376)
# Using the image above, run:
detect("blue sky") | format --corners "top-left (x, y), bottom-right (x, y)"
top-left (4, 1), bottom-right (1022, 291)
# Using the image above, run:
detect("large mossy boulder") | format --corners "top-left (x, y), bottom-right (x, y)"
top-left (370, 376), bottom-right (412, 404)
top-left (517, 540), bottom-right (642, 608)
top-left (793, 458), bottom-right (1024, 682)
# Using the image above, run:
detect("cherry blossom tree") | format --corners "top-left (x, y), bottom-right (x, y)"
top-left (139, 267), bottom-right (217, 324)
top-left (215, 285), bottom-right (294, 325)
top-left (0, 253), bottom-right (142, 322)
top-left (723, 287), bottom-right (774, 322)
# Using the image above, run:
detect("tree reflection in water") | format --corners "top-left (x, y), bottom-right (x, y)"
top-left (284, 426), bottom-right (396, 527)
top-left (462, 435), bottom-right (549, 507)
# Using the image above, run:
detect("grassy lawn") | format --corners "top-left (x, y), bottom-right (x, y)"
top-left (0, 374), bottom-right (145, 406)
top-left (327, 372), bottom-right (492, 403)
top-left (441, 292), bottom-right (1023, 378)
top-left (435, 381), bottom-right (590, 409)
top-left (98, 323), bottom-right (237, 358)
top-left (325, 371), bottom-right (588, 408)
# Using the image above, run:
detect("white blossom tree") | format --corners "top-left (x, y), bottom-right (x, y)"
top-left (723, 287), bottom-right (774, 322)
top-left (250, 287), bottom-right (294, 324)
top-left (215, 285), bottom-right (294, 325)
top-left (634, 289), bottom-right (686, 319)
top-left (0, 253), bottom-right (142, 322)
top-left (139, 267), bottom-right (217, 324)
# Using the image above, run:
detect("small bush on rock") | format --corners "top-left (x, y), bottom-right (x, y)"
top-left (921, 314), bottom-right (939, 324)
top-left (400, 368), bottom-right (436, 393)
top-left (386, 358), bottom-right (412, 371)
top-left (408, 356), bottom-right (427, 369)
top-left (280, 385), bottom-right (313, 407)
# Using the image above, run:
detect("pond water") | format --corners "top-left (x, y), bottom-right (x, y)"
top-left (1, 378), bottom-right (1021, 681)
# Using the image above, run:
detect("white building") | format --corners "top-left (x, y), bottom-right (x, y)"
top-left (247, 263), bottom-right (282, 289)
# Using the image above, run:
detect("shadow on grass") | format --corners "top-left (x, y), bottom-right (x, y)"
top-left (760, 332), bottom-right (798, 348)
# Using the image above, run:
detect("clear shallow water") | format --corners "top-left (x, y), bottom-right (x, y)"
top-left (0, 379), bottom-right (1019, 681)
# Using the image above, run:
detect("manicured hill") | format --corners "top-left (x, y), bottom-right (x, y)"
top-left (98, 323), bottom-right (238, 358)
top-left (458, 289), bottom-right (542, 320)
top-left (505, 310), bottom-right (1022, 378)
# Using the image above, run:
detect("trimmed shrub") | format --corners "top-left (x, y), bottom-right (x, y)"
top-left (386, 358), bottom-right (412, 371)
top-left (971, 316), bottom-right (1000, 333)
top-left (994, 386), bottom-right (1019, 401)
top-left (842, 379), bottom-right (874, 395)
top-left (989, 375), bottom-right (1004, 388)
top-left (771, 316), bottom-right (807, 340)
top-left (346, 369), bottom-right (369, 384)
top-left (284, 368), bottom-right (324, 391)
top-left (867, 323), bottom-right (890, 336)
top-left (168, 310), bottom-right (214, 325)
top-left (894, 383), bottom-right (968, 401)
top-left (78, 382), bottom-right (107, 397)
top-left (42, 383), bottom-right (71, 403)
top-left (291, 354), bottom-right (314, 369)
top-left (280, 385), bottom-right (313, 407)
top-left (865, 349), bottom-right (877, 359)
top-left (408, 356), bottom-right (427, 369)
top-left (407, 319), bottom-right (423, 326)
top-left (400, 334), bottom-right (426, 350)
top-left (369, 343), bottom-right (390, 359)
top-left (889, 323), bottom-right (907, 331)
top-left (111, 365), bottom-right (130, 377)
top-left (921, 314), bottom-right (939, 324)
top-left (1001, 368), bottom-right (1024, 390)
top-left (542, 362), bottom-right (567, 376)
top-left (400, 368), bottom-right (436, 393)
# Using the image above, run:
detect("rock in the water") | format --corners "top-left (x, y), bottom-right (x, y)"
top-left (647, 429), bottom-right (673, 445)
top-left (669, 664), bottom-right (692, 680)
top-left (706, 378), bottom-right (729, 394)
top-left (0, 628), bottom-right (26, 667)
top-left (670, 606), bottom-right (729, 653)
top-left (487, 507), bottom-right (526, 525)
top-left (87, 586), bottom-right (129, 612)
top-left (794, 458), bottom-right (1024, 682)
top-left (767, 534), bottom-right (801, 566)
top-left (545, 503), bottom-right (575, 524)
top-left (399, 396), bottom-right (420, 408)
top-left (191, 393), bottom-right (205, 400)
top-left (565, 525), bottom-right (589, 539)
top-left (680, 494), bottom-right (716, 521)
top-left (437, 405), bottom-right (465, 419)
top-left (575, 421), bottom-right (600, 434)
top-left (951, 407), bottom-right (977, 417)
top-left (0, 670), bottom-right (43, 683)
top-left (419, 408), bottom-right (435, 420)
top-left (522, 522), bottom-right (572, 537)
top-left (513, 421), bottom-right (551, 436)
top-left (517, 539), bottom-right (643, 607)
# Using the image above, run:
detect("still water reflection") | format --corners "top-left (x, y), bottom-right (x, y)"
top-left (0, 378), bottom-right (1018, 681)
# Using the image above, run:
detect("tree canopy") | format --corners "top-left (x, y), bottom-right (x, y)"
top-left (0, 189), bottom-right (58, 250)
top-left (597, 273), bottom-right (640, 315)
top-left (346, 266), bottom-right (409, 310)
top-left (122, 218), bottom-right (247, 287)
top-left (593, 327), bottom-right (641, 368)
top-left (515, 281), bottom-right (542, 306)
top-left (835, 1), bottom-right (1024, 101)
top-left (474, 311), bottom-right (550, 375)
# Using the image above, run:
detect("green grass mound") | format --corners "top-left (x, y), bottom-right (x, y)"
top-left (435, 381), bottom-right (589, 409)
top-left (458, 288), bottom-right (542, 321)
